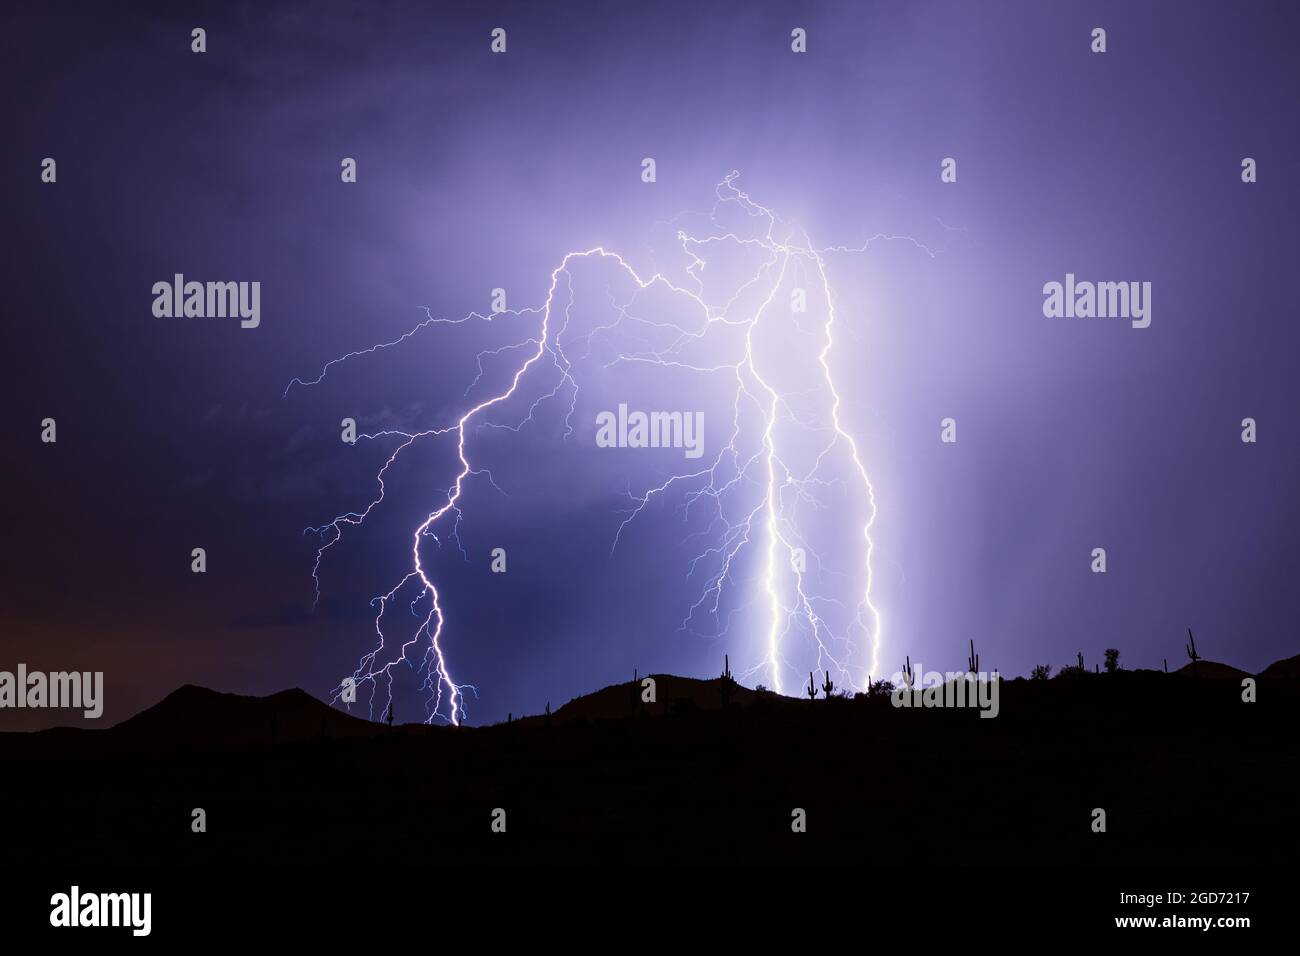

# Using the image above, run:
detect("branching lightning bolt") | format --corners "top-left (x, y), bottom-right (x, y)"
top-left (288, 172), bottom-right (941, 722)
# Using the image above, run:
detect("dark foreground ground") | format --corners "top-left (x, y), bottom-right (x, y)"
top-left (2, 663), bottom-right (1297, 867)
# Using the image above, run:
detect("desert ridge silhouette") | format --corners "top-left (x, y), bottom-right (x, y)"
top-left (1, 649), bottom-right (1297, 867)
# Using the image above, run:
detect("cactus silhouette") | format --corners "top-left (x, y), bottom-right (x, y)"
top-left (903, 655), bottom-right (915, 689)
top-left (1186, 628), bottom-right (1200, 676)
top-left (967, 639), bottom-right (979, 674)
top-left (1077, 651), bottom-right (1085, 671)
top-left (720, 655), bottom-right (736, 708)
top-left (1163, 658), bottom-right (1168, 673)
top-left (821, 671), bottom-right (835, 698)
top-left (806, 672), bottom-right (818, 701)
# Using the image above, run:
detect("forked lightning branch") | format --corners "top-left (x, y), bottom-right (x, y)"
top-left (287, 173), bottom-right (939, 724)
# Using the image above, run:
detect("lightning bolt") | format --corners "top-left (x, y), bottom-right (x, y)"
top-left (289, 172), bottom-right (941, 722)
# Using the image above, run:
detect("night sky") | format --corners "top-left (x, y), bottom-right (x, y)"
top-left (4, 0), bottom-right (1297, 730)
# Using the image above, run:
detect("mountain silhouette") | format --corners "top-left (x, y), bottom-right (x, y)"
top-left (1258, 653), bottom-right (1300, 680)
top-left (2, 650), bottom-right (1297, 867)
top-left (1172, 660), bottom-right (1252, 679)
top-left (105, 684), bottom-right (391, 748)
top-left (517, 673), bottom-right (763, 726)
top-left (0, 684), bottom-right (403, 752)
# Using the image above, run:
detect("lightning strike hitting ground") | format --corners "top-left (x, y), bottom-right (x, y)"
top-left (288, 173), bottom-right (939, 723)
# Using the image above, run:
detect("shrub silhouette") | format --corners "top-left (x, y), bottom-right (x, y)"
top-left (867, 678), bottom-right (896, 698)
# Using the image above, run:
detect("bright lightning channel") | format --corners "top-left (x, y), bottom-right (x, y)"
top-left (288, 172), bottom-right (938, 723)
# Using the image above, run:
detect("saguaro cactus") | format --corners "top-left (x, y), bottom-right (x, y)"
top-left (1186, 628), bottom-right (1200, 677)
top-left (1077, 651), bottom-right (1085, 672)
top-left (967, 639), bottom-right (979, 674)
top-left (821, 670), bottom-right (835, 699)
top-left (903, 655), bottom-right (915, 689)
top-left (720, 655), bottom-right (737, 708)
top-left (806, 672), bottom-right (818, 701)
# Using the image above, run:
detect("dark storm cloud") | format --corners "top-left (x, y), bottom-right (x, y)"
top-left (3, 0), bottom-right (1297, 730)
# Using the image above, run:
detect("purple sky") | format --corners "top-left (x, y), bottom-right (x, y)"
top-left (4, 0), bottom-right (1298, 729)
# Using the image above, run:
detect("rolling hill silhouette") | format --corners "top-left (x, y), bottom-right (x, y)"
top-left (518, 673), bottom-right (763, 725)
top-left (108, 684), bottom-right (390, 748)
top-left (1258, 653), bottom-right (1300, 680)
top-left (4, 648), bottom-right (1293, 742)
top-left (0, 684), bottom-right (398, 752)
top-left (2, 651), bottom-right (1296, 866)
top-left (1170, 660), bottom-right (1252, 679)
